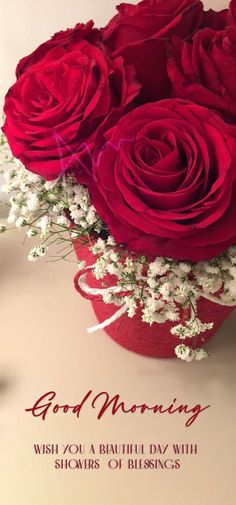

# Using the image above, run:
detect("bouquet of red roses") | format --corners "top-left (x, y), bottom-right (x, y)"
top-left (2, 0), bottom-right (236, 361)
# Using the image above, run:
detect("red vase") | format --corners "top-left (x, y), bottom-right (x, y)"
top-left (73, 240), bottom-right (234, 358)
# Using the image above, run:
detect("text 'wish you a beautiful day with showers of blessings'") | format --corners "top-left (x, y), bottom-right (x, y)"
top-left (32, 442), bottom-right (199, 471)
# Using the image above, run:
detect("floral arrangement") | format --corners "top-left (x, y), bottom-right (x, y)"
top-left (1, 0), bottom-right (236, 361)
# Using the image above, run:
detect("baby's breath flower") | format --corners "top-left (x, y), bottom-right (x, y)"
top-left (7, 214), bottom-right (17, 224)
top-left (106, 262), bottom-right (123, 276)
top-left (86, 207), bottom-right (97, 225)
top-left (57, 215), bottom-right (70, 227)
top-left (195, 348), bottom-right (209, 361)
top-left (44, 179), bottom-right (59, 190)
top-left (91, 238), bottom-right (106, 255)
top-left (110, 252), bottom-right (120, 263)
top-left (142, 307), bottom-right (155, 325)
top-left (102, 292), bottom-right (113, 304)
top-left (175, 344), bottom-right (195, 362)
top-left (27, 228), bottom-right (37, 237)
top-left (171, 324), bottom-right (188, 339)
top-left (124, 296), bottom-right (137, 318)
top-left (164, 309), bottom-right (179, 322)
top-left (107, 236), bottom-right (116, 246)
top-left (159, 282), bottom-right (171, 300)
top-left (147, 278), bottom-right (157, 289)
top-left (149, 258), bottom-right (169, 276)
top-left (94, 257), bottom-right (107, 279)
top-left (26, 193), bottom-right (39, 211)
top-left (28, 245), bottom-right (47, 262)
top-left (179, 262), bottom-right (192, 274)
top-left (1, 184), bottom-right (11, 194)
top-left (38, 215), bottom-right (50, 233)
top-left (15, 216), bottom-right (27, 227)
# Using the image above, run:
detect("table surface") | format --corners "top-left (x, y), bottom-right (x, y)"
top-left (0, 227), bottom-right (235, 505)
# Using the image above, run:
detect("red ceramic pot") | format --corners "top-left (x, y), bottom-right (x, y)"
top-left (73, 239), bottom-right (234, 358)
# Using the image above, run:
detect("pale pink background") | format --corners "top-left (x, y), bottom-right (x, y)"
top-left (0, 1), bottom-right (235, 504)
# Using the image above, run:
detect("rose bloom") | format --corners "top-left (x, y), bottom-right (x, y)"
top-left (102, 0), bottom-right (204, 52)
top-left (89, 99), bottom-right (236, 262)
top-left (228, 0), bottom-right (236, 25)
top-left (2, 22), bottom-right (140, 183)
top-left (15, 21), bottom-right (100, 76)
top-left (102, 0), bottom-right (204, 103)
top-left (168, 26), bottom-right (236, 123)
top-left (200, 0), bottom-right (236, 31)
top-left (201, 8), bottom-right (228, 31)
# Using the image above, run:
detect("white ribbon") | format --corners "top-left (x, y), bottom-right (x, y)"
top-left (76, 268), bottom-right (128, 333)
top-left (76, 267), bottom-right (236, 334)
top-left (195, 290), bottom-right (236, 307)
top-left (87, 305), bottom-right (128, 334)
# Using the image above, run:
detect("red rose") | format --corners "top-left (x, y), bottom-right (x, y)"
top-left (102, 0), bottom-right (204, 103)
top-left (201, 9), bottom-right (228, 31)
top-left (3, 24), bottom-right (140, 183)
top-left (228, 0), bottom-right (236, 25)
top-left (102, 0), bottom-right (204, 52)
top-left (167, 27), bottom-right (236, 123)
top-left (89, 100), bottom-right (236, 262)
top-left (16, 21), bottom-right (100, 77)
